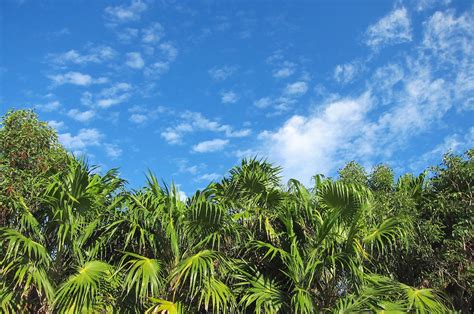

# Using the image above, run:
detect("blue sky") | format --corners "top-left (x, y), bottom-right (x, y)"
top-left (1, 0), bottom-right (473, 195)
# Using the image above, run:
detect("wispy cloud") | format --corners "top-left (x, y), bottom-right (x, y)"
top-left (128, 105), bottom-right (167, 124)
top-left (421, 9), bottom-right (473, 110)
top-left (284, 81), bottom-right (308, 96)
top-left (104, 0), bottom-right (147, 23)
top-left (334, 61), bottom-right (364, 84)
top-left (47, 45), bottom-right (116, 66)
top-left (96, 83), bottom-right (132, 108)
top-left (129, 113), bottom-right (147, 123)
top-left (116, 27), bottom-right (139, 43)
top-left (126, 52), bottom-right (145, 69)
top-left (49, 72), bottom-right (108, 87)
top-left (67, 109), bottom-right (95, 123)
top-left (197, 173), bottom-right (221, 182)
top-left (47, 120), bottom-right (65, 131)
top-left (234, 149), bottom-right (258, 159)
top-left (105, 143), bottom-right (123, 159)
top-left (259, 93), bottom-right (372, 184)
top-left (175, 159), bottom-right (199, 175)
top-left (144, 42), bottom-right (178, 77)
top-left (254, 97), bottom-right (272, 109)
top-left (35, 100), bottom-right (61, 112)
top-left (192, 139), bottom-right (229, 153)
top-left (365, 7), bottom-right (412, 48)
top-left (58, 128), bottom-right (103, 152)
top-left (159, 42), bottom-right (178, 61)
top-left (259, 7), bottom-right (473, 184)
top-left (410, 127), bottom-right (473, 171)
top-left (142, 22), bottom-right (165, 43)
top-left (47, 27), bottom-right (70, 38)
top-left (221, 91), bottom-right (238, 104)
top-left (273, 61), bottom-right (295, 79)
top-left (161, 111), bottom-right (251, 144)
top-left (414, 0), bottom-right (452, 12)
top-left (208, 66), bottom-right (236, 81)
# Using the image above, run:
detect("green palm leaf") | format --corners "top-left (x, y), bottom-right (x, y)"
top-left (147, 298), bottom-right (184, 314)
top-left (119, 251), bottom-right (163, 302)
top-left (236, 268), bottom-right (287, 314)
top-left (54, 260), bottom-right (115, 313)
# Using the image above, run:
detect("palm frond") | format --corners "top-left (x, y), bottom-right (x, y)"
top-left (54, 260), bottom-right (115, 313)
top-left (119, 251), bottom-right (163, 302)
top-left (170, 250), bottom-right (220, 296)
top-left (236, 268), bottom-right (287, 314)
top-left (0, 228), bottom-right (50, 265)
top-left (147, 298), bottom-right (184, 314)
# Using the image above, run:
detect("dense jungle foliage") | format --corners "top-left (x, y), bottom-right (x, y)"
top-left (1, 110), bottom-right (473, 313)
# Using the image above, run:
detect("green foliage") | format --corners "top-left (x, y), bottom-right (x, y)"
top-left (369, 164), bottom-right (394, 192)
top-left (119, 252), bottom-right (163, 302)
top-left (338, 161), bottom-right (368, 186)
top-left (0, 110), bottom-right (62, 172)
top-left (1, 110), bottom-right (471, 312)
top-left (0, 109), bottom-right (67, 226)
top-left (54, 260), bottom-right (116, 313)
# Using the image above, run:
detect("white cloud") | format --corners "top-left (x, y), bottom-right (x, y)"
top-left (198, 173), bottom-right (221, 182)
top-left (176, 187), bottom-right (187, 202)
top-left (259, 94), bottom-right (371, 185)
top-left (105, 143), bottom-right (123, 159)
top-left (234, 149), bottom-right (258, 159)
top-left (129, 113), bottom-right (147, 123)
top-left (97, 83), bottom-right (132, 108)
top-left (273, 96), bottom-right (298, 113)
top-left (365, 7), bottom-right (412, 48)
top-left (49, 72), bottom-right (108, 86)
top-left (412, 127), bottom-right (473, 171)
top-left (161, 130), bottom-right (182, 144)
top-left (208, 66), bottom-right (236, 81)
top-left (117, 27), bottom-right (139, 42)
top-left (284, 81), bottom-right (308, 96)
top-left (414, 0), bottom-right (451, 12)
top-left (221, 91), bottom-right (238, 104)
top-left (159, 42), bottom-right (178, 61)
top-left (422, 10), bottom-right (474, 110)
top-left (256, 6), bottom-right (473, 185)
top-left (36, 100), bottom-right (61, 112)
top-left (59, 128), bottom-right (103, 151)
top-left (273, 67), bottom-right (294, 78)
top-left (48, 45), bottom-right (116, 65)
top-left (253, 95), bottom-right (299, 114)
top-left (192, 139), bottom-right (229, 153)
top-left (161, 111), bottom-right (251, 144)
top-left (145, 61), bottom-right (170, 77)
top-left (371, 63), bottom-right (405, 105)
top-left (334, 61), bottom-right (363, 84)
top-left (128, 105), bottom-right (167, 124)
top-left (423, 10), bottom-right (473, 63)
top-left (266, 52), bottom-right (297, 79)
top-left (254, 97), bottom-right (272, 108)
top-left (143, 42), bottom-right (178, 77)
top-left (104, 0), bottom-right (147, 23)
top-left (176, 159), bottom-right (199, 175)
top-left (142, 22), bottom-right (164, 43)
top-left (126, 52), bottom-right (145, 69)
top-left (273, 61), bottom-right (296, 78)
top-left (67, 109), bottom-right (96, 122)
top-left (49, 27), bottom-right (70, 37)
top-left (47, 120), bottom-right (65, 131)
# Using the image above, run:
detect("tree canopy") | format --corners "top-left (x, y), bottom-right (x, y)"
top-left (1, 110), bottom-right (472, 313)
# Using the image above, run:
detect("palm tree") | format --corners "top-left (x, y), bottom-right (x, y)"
top-left (1, 158), bottom-right (124, 312)
top-left (0, 156), bottom-right (450, 313)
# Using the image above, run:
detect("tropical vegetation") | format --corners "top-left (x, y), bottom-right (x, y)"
top-left (1, 110), bottom-right (472, 313)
